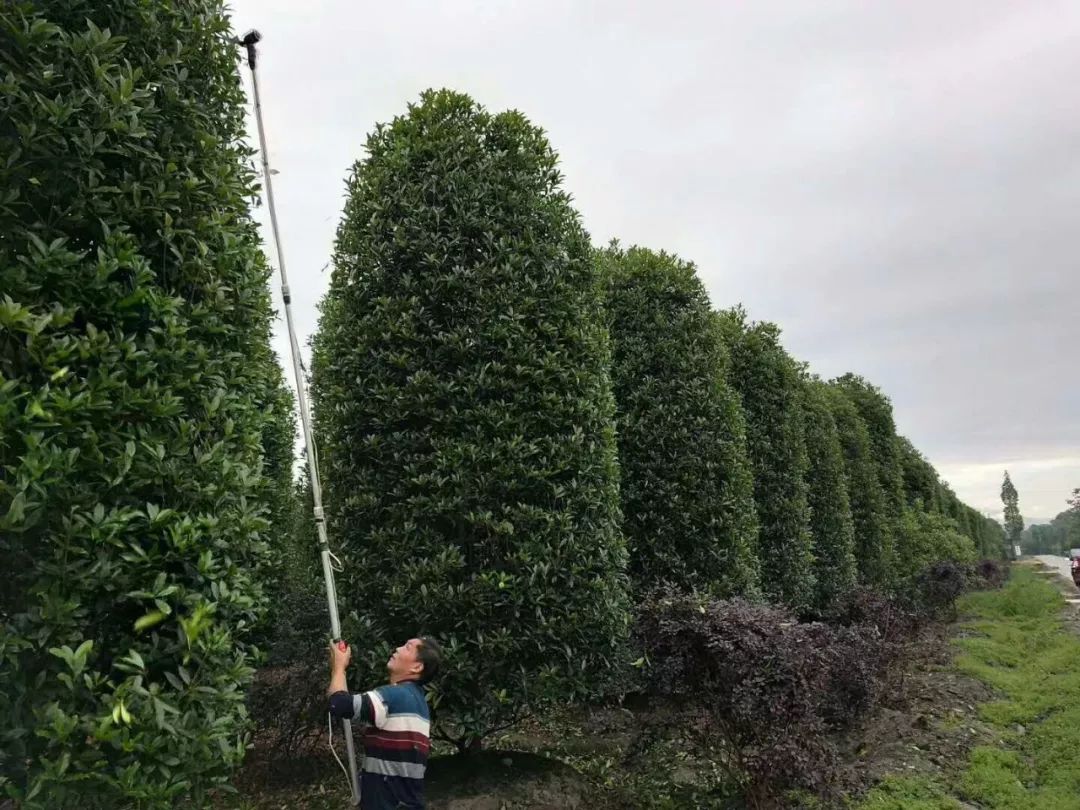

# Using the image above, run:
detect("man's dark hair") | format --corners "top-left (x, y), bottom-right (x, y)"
top-left (416, 636), bottom-right (442, 684)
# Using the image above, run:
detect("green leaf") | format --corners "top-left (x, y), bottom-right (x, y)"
top-left (133, 611), bottom-right (167, 632)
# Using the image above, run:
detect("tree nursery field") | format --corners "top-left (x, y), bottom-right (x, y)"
top-left (4, 3), bottom-right (1067, 810)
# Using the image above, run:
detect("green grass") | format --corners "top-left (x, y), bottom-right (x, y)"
top-left (861, 566), bottom-right (1080, 809)
top-left (858, 776), bottom-right (961, 809)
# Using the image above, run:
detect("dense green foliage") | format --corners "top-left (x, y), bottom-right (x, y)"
top-left (898, 436), bottom-right (941, 511)
top-left (311, 90), bottom-right (630, 748)
top-left (0, 2), bottom-right (1002, 796)
top-left (831, 375), bottom-right (905, 584)
top-left (825, 386), bottom-right (892, 586)
top-left (982, 516), bottom-right (1007, 559)
top-left (251, 359), bottom-right (302, 644)
top-left (716, 309), bottom-right (815, 611)
top-left (256, 360), bottom-right (297, 554)
top-left (894, 508), bottom-right (977, 582)
top-left (1000, 471), bottom-right (1023, 553)
top-left (602, 245), bottom-right (758, 596)
top-left (0, 2), bottom-right (287, 806)
top-left (968, 511), bottom-right (998, 559)
top-left (801, 379), bottom-right (858, 610)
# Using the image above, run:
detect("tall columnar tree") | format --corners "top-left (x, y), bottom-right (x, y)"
top-left (979, 515), bottom-right (1006, 559)
top-left (601, 246), bottom-right (758, 597)
top-left (0, 3), bottom-right (284, 805)
top-left (831, 375), bottom-right (905, 583)
top-left (930, 480), bottom-right (948, 515)
top-left (311, 90), bottom-right (630, 748)
top-left (986, 517), bottom-right (1008, 559)
top-left (955, 506), bottom-right (973, 542)
top-left (252, 358), bottom-right (299, 640)
top-left (971, 513), bottom-right (988, 556)
top-left (717, 308), bottom-right (815, 612)
top-left (964, 506), bottom-right (983, 546)
top-left (825, 387), bottom-right (891, 586)
top-left (1001, 471), bottom-right (1024, 556)
top-left (937, 482), bottom-right (955, 517)
top-left (939, 482), bottom-right (964, 526)
top-left (801, 379), bottom-right (858, 610)
top-left (898, 436), bottom-right (940, 511)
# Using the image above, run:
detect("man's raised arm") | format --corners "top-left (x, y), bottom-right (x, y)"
top-left (327, 642), bottom-right (353, 718)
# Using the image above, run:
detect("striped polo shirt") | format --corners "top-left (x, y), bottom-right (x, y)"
top-left (329, 681), bottom-right (431, 809)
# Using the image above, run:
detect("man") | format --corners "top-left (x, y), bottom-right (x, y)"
top-left (328, 636), bottom-right (442, 809)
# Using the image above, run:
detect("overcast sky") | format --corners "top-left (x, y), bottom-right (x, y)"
top-left (228, 0), bottom-right (1079, 524)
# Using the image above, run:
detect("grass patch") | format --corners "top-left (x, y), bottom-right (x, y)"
top-left (858, 776), bottom-right (961, 809)
top-left (953, 567), bottom-right (1080, 808)
top-left (860, 566), bottom-right (1080, 809)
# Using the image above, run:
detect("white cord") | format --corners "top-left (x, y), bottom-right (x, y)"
top-left (328, 549), bottom-right (344, 573)
top-left (328, 712), bottom-right (352, 789)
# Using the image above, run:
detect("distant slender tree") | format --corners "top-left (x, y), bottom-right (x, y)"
top-left (1001, 471), bottom-right (1023, 557)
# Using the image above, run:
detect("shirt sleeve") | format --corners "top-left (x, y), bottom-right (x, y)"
top-left (328, 689), bottom-right (387, 728)
top-left (361, 688), bottom-right (388, 728)
top-left (328, 690), bottom-right (357, 719)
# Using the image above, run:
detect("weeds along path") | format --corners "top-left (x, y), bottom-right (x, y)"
top-left (860, 564), bottom-right (1080, 809)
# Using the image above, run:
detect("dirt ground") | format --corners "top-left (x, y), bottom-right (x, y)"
top-left (225, 596), bottom-right (1018, 809)
top-left (833, 624), bottom-right (999, 800)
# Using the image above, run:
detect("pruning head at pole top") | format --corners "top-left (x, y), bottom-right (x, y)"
top-left (239, 29), bottom-right (261, 69)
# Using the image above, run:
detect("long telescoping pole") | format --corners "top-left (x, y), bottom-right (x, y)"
top-left (238, 30), bottom-right (362, 805)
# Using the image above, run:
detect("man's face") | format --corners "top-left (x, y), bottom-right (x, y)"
top-left (387, 637), bottom-right (424, 682)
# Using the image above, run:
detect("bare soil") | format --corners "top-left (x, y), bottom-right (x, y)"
top-left (833, 624), bottom-right (999, 800)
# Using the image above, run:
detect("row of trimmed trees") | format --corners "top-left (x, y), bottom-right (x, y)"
top-left (310, 90), bottom-right (1005, 750)
top-left (0, 3), bottom-right (1004, 804)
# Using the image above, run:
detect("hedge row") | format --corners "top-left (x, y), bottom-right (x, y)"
top-left (311, 89), bottom-right (1002, 750)
top-left (2, 4), bottom-right (1004, 803)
